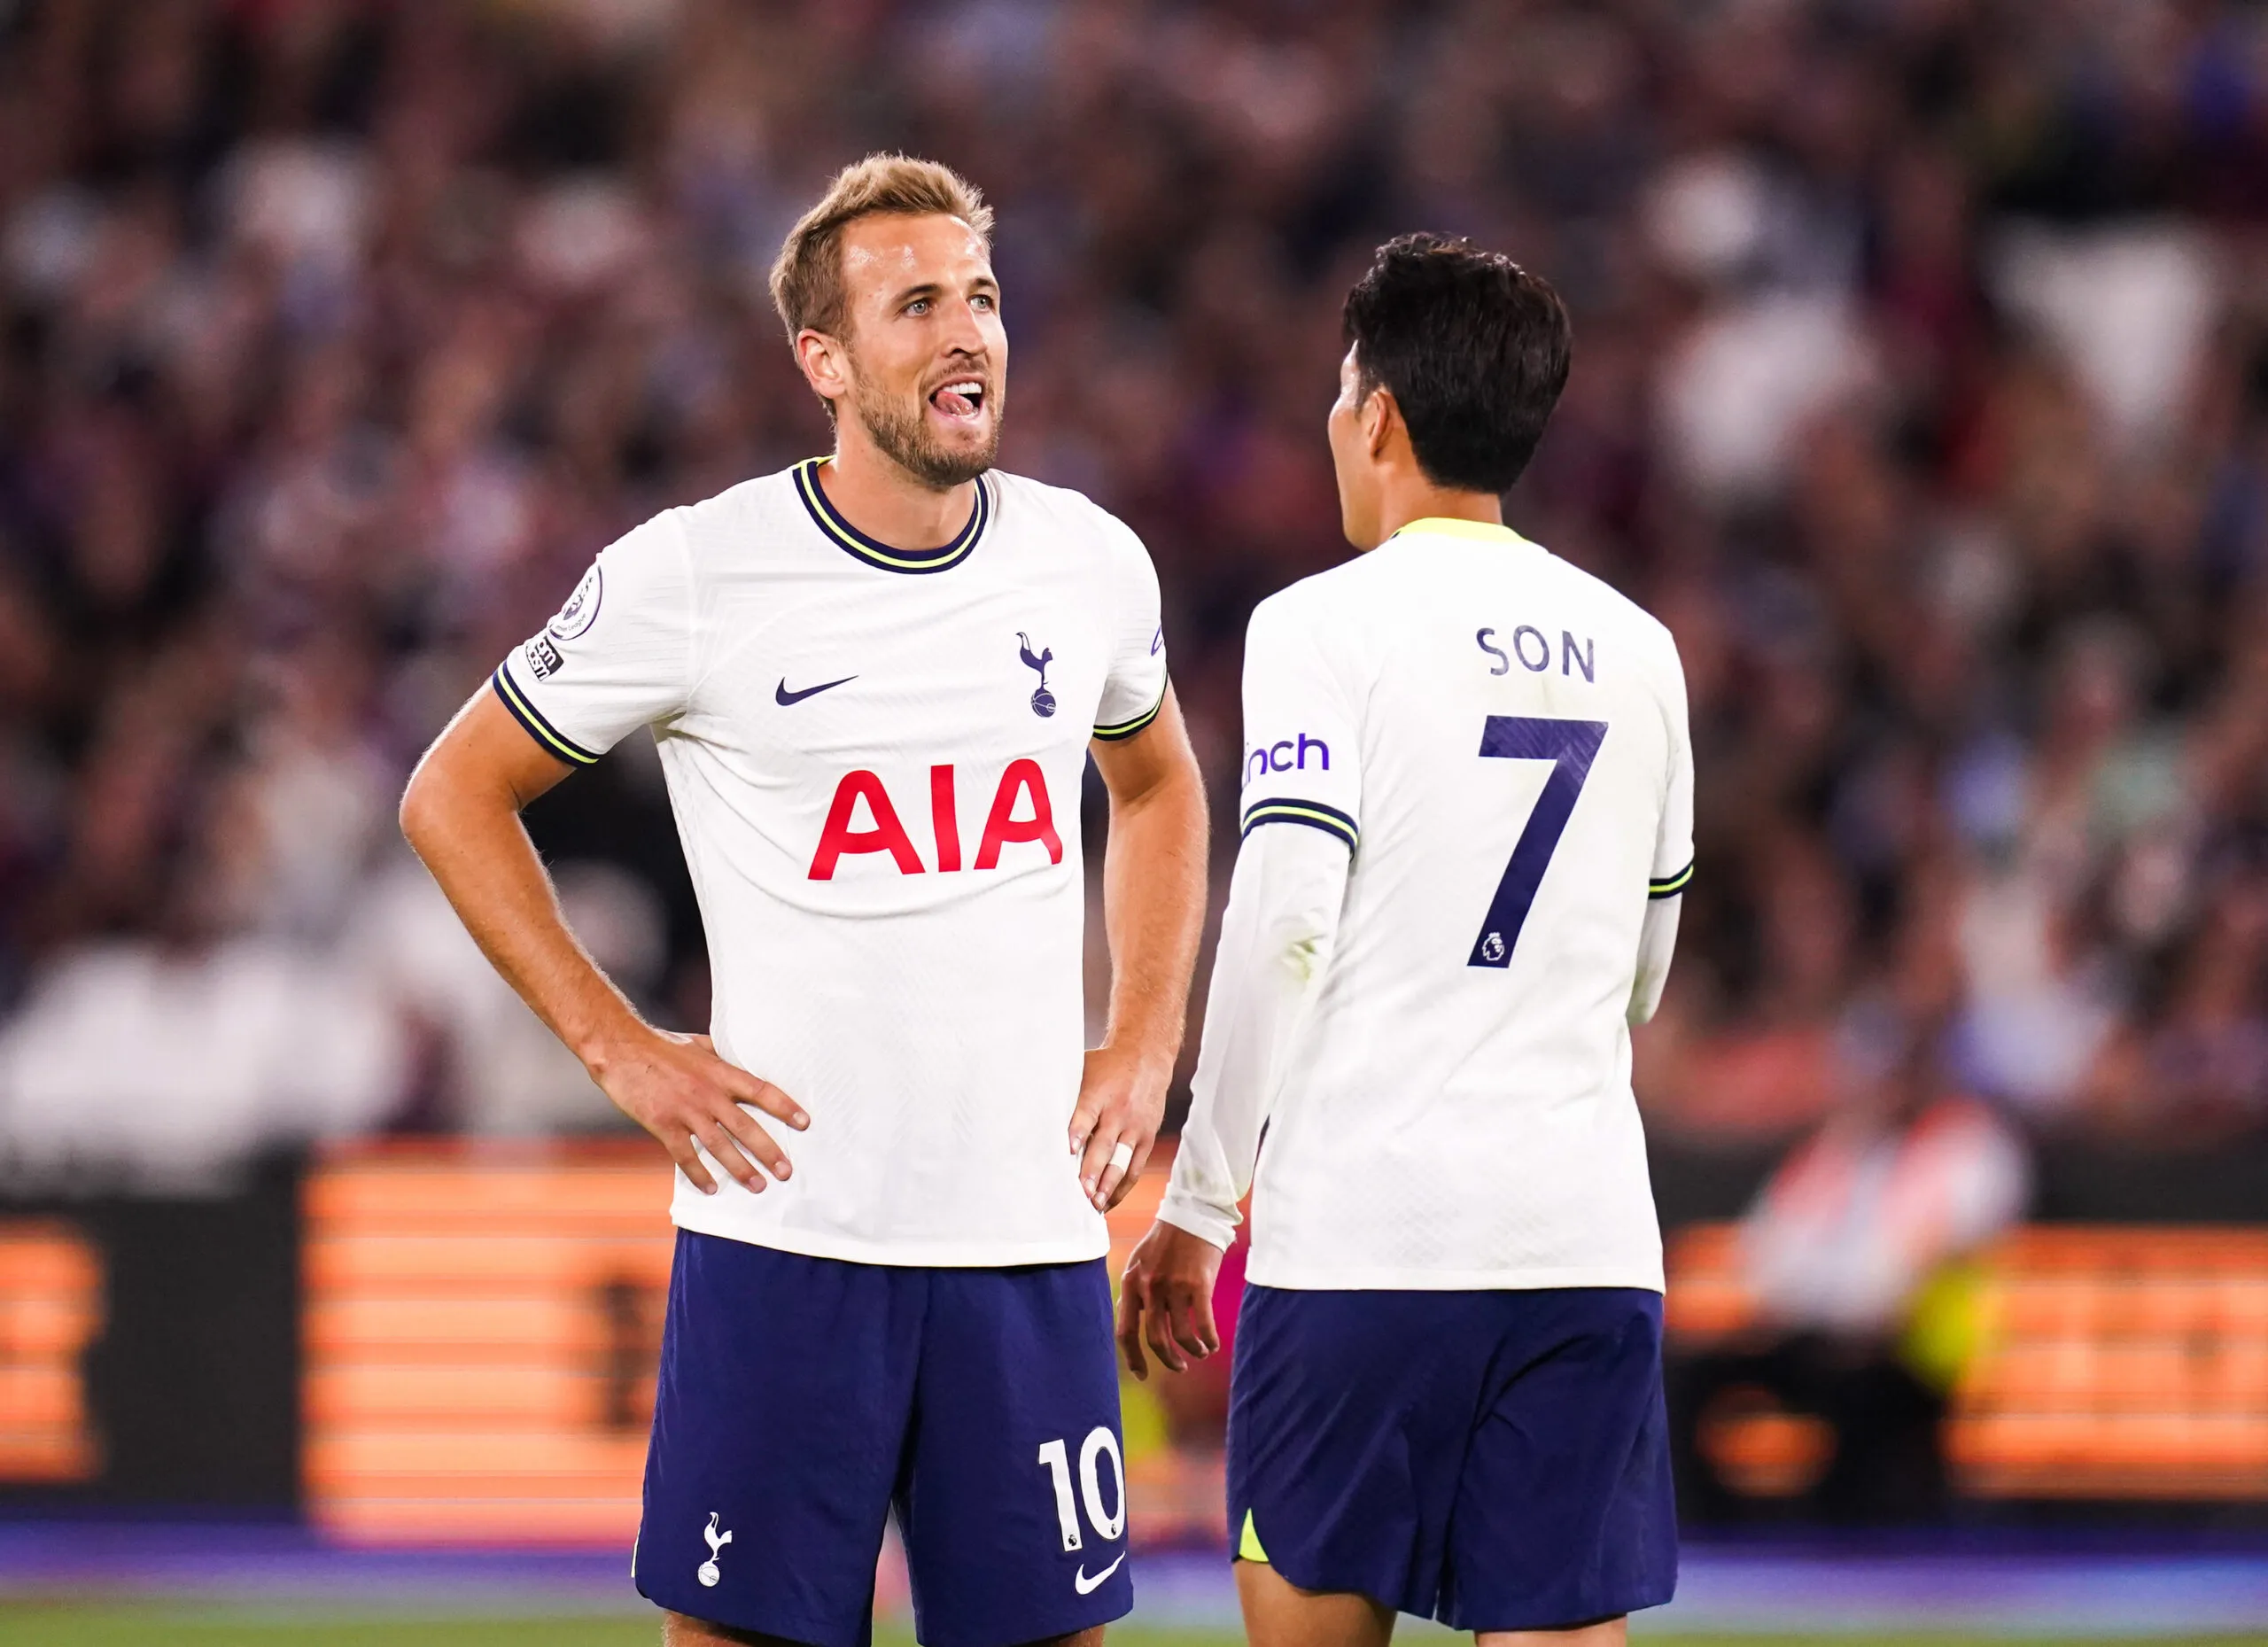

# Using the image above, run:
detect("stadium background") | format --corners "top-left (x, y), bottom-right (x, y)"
top-left (4, 0), bottom-right (2268, 1640)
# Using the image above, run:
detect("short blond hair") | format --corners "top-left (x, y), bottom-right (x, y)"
top-left (769, 154), bottom-right (994, 342)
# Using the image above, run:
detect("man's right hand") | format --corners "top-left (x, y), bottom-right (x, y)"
top-left (589, 1027), bottom-right (809, 1195)
top-left (1116, 1218), bottom-right (1225, 1380)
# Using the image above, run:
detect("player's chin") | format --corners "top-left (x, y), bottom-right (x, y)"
top-left (923, 400), bottom-right (998, 453)
top-left (916, 416), bottom-right (1000, 482)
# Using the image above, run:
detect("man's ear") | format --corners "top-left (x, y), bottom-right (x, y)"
top-left (1363, 385), bottom-right (1399, 460)
top-left (795, 329), bottom-right (851, 410)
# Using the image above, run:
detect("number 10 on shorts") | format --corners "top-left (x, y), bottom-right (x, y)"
top-left (1037, 1427), bottom-right (1127, 1550)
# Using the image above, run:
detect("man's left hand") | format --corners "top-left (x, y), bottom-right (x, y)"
top-left (1068, 1040), bottom-right (1172, 1211)
top-left (1116, 1219), bottom-right (1224, 1379)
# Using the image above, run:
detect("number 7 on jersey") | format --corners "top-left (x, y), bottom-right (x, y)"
top-left (1470, 717), bottom-right (1608, 968)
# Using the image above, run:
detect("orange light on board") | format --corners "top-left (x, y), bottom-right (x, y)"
top-left (303, 1139), bottom-right (1181, 1547)
top-left (0, 1220), bottom-right (104, 1484)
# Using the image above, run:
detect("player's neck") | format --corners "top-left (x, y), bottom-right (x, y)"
top-left (818, 434), bottom-right (980, 551)
top-left (1367, 481), bottom-right (1503, 551)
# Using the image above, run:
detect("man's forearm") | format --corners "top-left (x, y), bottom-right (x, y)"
top-left (410, 800), bottom-right (642, 1064)
top-left (400, 703), bottom-right (645, 1072)
top-left (1627, 896), bottom-right (1682, 1026)
top-left (403, 691), bottom-right (804, 1197)
top-left (1073, 695), bottom-right (1211, 1208)
top-left (1158, 821), bottom-right (1348, 1247)
top-left (1099, 760), bottom-right (1209, 1062)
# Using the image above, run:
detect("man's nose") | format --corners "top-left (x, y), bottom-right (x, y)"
top-left (939, 297), bottom-right (988, 356)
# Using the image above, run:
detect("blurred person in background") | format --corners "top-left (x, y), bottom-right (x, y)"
top-left (347, 849), bottom-right (670, 1133)
top-left (0, 749), bottom-right (403, 1191)
top-left (1670, 897), bottom-right (2031, 1523)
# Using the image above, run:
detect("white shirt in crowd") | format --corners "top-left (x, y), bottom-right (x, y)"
top-left (1160, 517), bottom-right (1693, 1292)
top-left (0, 937), bottom-right (403, 1193)
top-left (1742, 1096), bottom-right (2029, 1335)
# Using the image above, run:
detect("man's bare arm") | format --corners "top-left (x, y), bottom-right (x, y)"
top-left (399, 689), bottom-right (806, 1193)
top-left (1070, 685), bottom-right (1210, 1210)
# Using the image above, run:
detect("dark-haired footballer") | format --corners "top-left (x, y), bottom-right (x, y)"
top-left (1116, 234), bottom-right (1693, 1647)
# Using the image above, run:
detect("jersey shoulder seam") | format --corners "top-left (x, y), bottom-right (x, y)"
top-left (1250, 568), bottom-right (1377, 690)
top-left (1249, 563), bottom-right (1359, 630)
top-left (671, 467), bottom-right (804, 709)
top-left (677, 463), bottom-right (801, 535)
top-left (1548, 553), bottom-right (1680, 657)
top-left (665, 505), bottom-right (704, 711)
top-left (986, 469), bottom-right (1122, 533)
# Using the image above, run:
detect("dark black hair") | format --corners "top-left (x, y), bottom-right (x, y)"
top-left (1341, 232), bottom-right (1573, 494)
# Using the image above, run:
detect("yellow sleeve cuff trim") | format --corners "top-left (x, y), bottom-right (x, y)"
top-left (1238, 1508), bottom-right (1270, 1563)
top-left (1093, 684), bottom-right (1167, 741)
top-left (491, 666), bottom-right (600, 766)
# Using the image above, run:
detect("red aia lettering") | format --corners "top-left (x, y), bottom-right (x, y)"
top-left (809, 764), bottom-right (1060, 879)
top-left (807, 769), bottom-right (926, 880)
top-left (975, 758), bottom-right (1062, 870)
top-left (930, 764), bottom-right (961, 873)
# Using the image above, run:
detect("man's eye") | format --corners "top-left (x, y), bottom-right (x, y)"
top-left (973, 294), bottom-right (995, 311)
top-left (905, 299), bottom-right (930, 316)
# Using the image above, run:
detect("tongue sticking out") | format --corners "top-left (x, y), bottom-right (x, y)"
top-left (934, 389), bottom-right (976, 417)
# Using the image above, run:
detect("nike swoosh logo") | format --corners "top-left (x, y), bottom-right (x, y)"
top-left (1073, 1552), bottom-right (1125, 1594)
top-left (775, 674), bottom-right (857, 705)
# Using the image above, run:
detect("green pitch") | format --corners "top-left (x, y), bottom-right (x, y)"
top-left (1, 1613), bottom-right (2266, 1647)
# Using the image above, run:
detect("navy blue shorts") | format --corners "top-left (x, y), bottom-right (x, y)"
top-left (1227, 1285), bottom-right (1677, 1632)
top-left (635, 1231), bottom-right (1132, 1647)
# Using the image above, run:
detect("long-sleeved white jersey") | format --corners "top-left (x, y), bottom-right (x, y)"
top-left (1158, 517), bottom-right (1692, 1291)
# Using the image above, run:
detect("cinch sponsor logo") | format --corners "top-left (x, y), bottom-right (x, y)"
top-left (1243, 734), bottom-right (1330, 789)
top-left (809, 761), bottom-right (1061, 880)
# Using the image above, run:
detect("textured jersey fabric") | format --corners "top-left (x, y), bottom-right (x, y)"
top-left (495, 461), bottom-right (1167, 1264)
top-left (1163, 517), bottom-right (1692, 1291)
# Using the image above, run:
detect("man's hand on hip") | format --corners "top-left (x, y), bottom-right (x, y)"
top-left (1068, 1040), bottom-right (1172, 1212)
top-left (1116, 1219), bottom-right (1224, 1379)
top-left (590, 1027), bottom-right (808, 1195)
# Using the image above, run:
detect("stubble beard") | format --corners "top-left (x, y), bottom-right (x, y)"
top-left (848, 369), bottom-right (1004, 491)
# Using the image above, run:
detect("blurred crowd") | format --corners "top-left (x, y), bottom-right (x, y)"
top-left (4, 0), bottom-right (2268, 1188)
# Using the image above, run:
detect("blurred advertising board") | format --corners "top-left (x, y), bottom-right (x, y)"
top-left (301, 1141), bottom-right (1220, 1547)
top-left (2, 1140), bottom-right (2255, 1529)
top-left (0, 1221), bottom-right (102, 1483)
top-left (0, 1161), bottom-right (301, 1509)
top-left (303, 1146), bottom-right (668, 1543)
top-left (1948, 1228), bottom-right (2268, 1500)
top-left (1668, 1223), bottom-right (2268, 1503)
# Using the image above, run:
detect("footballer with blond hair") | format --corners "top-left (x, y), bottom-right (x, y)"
top-left (401, 155), bottom-right (1207, 1647)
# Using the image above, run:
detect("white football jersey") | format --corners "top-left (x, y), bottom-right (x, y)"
top-left (493, 460), bottom-right (1168, 1265)
top-left (1162, 517), bottom-right (1691, 1291)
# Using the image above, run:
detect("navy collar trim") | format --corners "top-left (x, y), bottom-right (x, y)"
top-left (794, 457), bottom-right (990, 574)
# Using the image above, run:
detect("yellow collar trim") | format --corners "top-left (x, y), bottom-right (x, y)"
top-left (795, 456), bottom-right (989, 575)
top-left (1387, 517), bottom-right (1529, 545)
